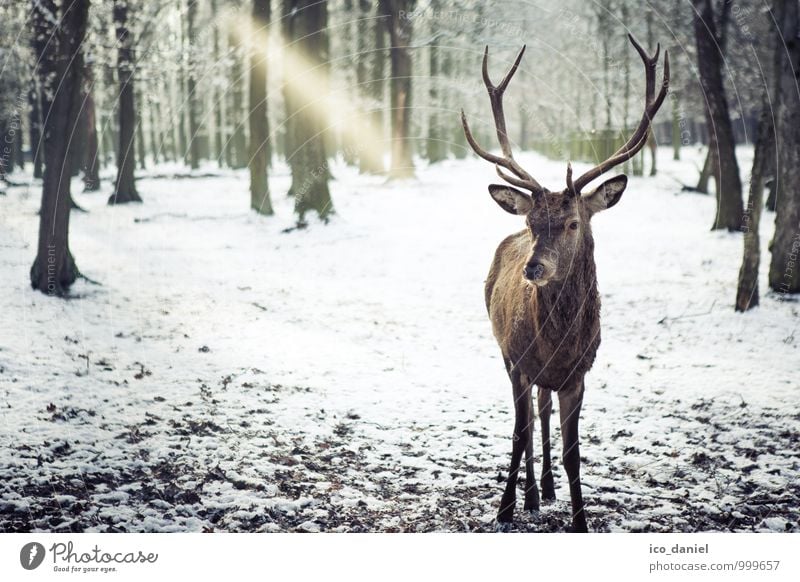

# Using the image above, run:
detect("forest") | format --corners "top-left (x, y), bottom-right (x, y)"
top-left (0, 0), bottom-right (798, 533)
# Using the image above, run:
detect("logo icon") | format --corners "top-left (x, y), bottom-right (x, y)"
top-left (20, 542), bottom-right (46, 570)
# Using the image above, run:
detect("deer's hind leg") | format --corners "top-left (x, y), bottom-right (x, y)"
top-left (497, 361), bottom-right (533, 524)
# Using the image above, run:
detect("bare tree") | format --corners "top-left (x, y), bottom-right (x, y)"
top-left (769, 0), bottom-right (800, 294)
top-left (379, 0), bottom-right (415, 179)
top-left (249, 0), bottom-right (272, 215)
top-left (30, 0), bottom-right (90, 295)
top-left (692, 0), bottom-right (743, 230)
top-left (285, 0), bottom-right (333, 223)
top-left (109, 0), bottom-right (142, 204)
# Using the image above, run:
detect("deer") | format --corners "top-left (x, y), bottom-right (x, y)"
top-left (461, 35), bottom-right (669, 532)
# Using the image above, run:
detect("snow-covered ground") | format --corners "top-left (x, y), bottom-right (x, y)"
top-left (0, 147), bottom-right (798, 532)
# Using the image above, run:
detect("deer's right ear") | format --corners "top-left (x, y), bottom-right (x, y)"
top-left (488, 185), bottom-right (533, 215)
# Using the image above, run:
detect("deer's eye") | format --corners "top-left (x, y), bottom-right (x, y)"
top-left (568, 221), bottom-right (580, 230)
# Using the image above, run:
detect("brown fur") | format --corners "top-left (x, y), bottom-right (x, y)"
top-left (485, 219), bottom-right (600, 391)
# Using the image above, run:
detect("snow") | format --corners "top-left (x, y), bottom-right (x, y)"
top-left (0, 147), bottom-right (798, 532)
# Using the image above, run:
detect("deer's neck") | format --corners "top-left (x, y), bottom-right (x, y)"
top-left (536, 235), bottom-right (599, 329)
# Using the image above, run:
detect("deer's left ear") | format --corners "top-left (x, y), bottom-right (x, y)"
top-left (582, 175), bottom-right (627, 214)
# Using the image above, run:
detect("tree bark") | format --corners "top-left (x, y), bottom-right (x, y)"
top-left (30, 0), bottom-right (89, 295)
top-left (83, 63), bottom-right (100, 191)
top-left (211, 0), bottom-right (224, 166)
top-left (769, 0), bottom-right (800, 294)
top-left (692, 0), bottom-right (743, 230)
top-left (110, 0), bottom-right (142, 204)
top-left (425, 2), bottom-right (445, 165)
top-left (736, 98), bottom-right (772, 311)
top-left (285, 0), bottom-right (333, 223)
top-left (249, 0), bottom-right (272, 215)
top-left (357, 0), bottom-right (385, 174)
top-left (379, 0), bottom-right (415, 179)
top-left (186, 0), bottom-right (200, 170)
top-left (229, 29), bottom-right (247, 169)
top-left (29, 6), bottom-right (50, 180)
top-left (135, 86), bottom-right (146, 170)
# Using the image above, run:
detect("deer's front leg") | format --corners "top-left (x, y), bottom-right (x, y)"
top-left (558, 381), bottom-right (588, 532)
top-left (497, 365), bottom-right (531, 524)
top-left (523, 376), bottom-right (540, 512)
top-left (538, 386), bottom-right (555, 501)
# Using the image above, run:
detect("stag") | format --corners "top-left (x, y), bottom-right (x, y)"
top-left (461, 36), bottom-right (669, 532)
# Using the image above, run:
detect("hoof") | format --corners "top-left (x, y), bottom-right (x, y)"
top-left (494, 520), bottom-right (513, 532)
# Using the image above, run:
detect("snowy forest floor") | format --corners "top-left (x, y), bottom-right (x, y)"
top-left (1, 147), bottom-right (798, 533)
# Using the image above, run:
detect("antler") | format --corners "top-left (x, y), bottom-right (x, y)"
top-left (572, 34), bottom-right (670, 194)
top-left (461, 46), bottom-right (543, 194)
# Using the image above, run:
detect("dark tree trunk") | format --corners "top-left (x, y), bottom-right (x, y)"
top-left (426, 1), bottom-right (445, 165)
top-left (30, 0), bottom-right (89, 296)
top-left (0, 121), bottom-right (8, 179)
top-left (186, 0), bottom-right (200, 170)
top-left (249, 0), bottom-right (272, 215)
top-left (211, 0), bottom-right (224, 166)
top-left (379, 0), bottom-right (415, 179)
top-left (229, 29), bottom-right (247, 169)
top-left (83, 64), bottom-right (101, 191)
top-left (769, 0), bottom-right (800, 294)
top-left (286, 0), bottom-right (333, 223)
top-left (148, 92), bottom-right (162, 165)
top-left (28, 89), bottom-right (41, 174)
top-left (695, 144), bottom-right (715, 194)
top-left (671, 90), bottom-right (681, 161)
top-left (447, 51), bottom-right (467, 159)
top-left (110, 0), bottom-right (142, 204)
top-left (357, 0), bottom-right (385, 174)
top-left (736, 99), bottom-right (772, 311)
top-left (692, 0), bottom-right (743, 230)
top-left (281, 0), bottom-right (296, 187)
top-left (29, 8), bottom-right (48, 180)
top-left (135, 86), bottom-right (146, 170)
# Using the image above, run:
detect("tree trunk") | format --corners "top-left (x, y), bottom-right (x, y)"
top-left (286, 0), bottom-right (333, 223)
top-left (30, 0), bottom-right (89, 295)
top-left (357, 0), bottom-right (385, 174)
top-left (186, 0), bottom-right (200, 170)
top-left (769, 0), bottom-right (800, 294)
top-left (736, 98), bottom-right (772, 311)
top-left (148, 92), bottom-right (161, 165)
top-left (83, 64), bottom-right (101, 191)
top-left (229, 29), bottom-right (247, 169)
top-left (135, 86), bottom-right (147, 170)
top-left (249, 0), bottom-right (272, 215)
top-left (379, 0), bottom-right (415, 179)
top-left (692, 0), bottom-right (743, 231)
top-left (211, 0), bottom-right (224, 166)
top-left (695, 144), bottom-right (715, 193)
top-left (426, 10), bottom-right (445, 164)
top-left (648, 133), bottom-right (657, 176)
top-left (29, 7), bottom-right (49, 180)
top-left (110, 0), bottom-right (142, 204)
top-left (671, 89), bottom-right (681, 160)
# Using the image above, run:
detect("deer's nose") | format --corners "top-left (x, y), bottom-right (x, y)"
top-left (524, 262), bottom-right (545, 280)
